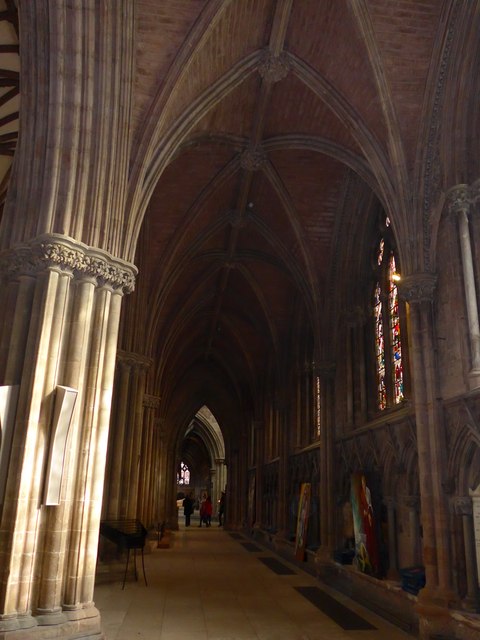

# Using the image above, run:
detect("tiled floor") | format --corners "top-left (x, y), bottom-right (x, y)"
top-left (94, 521), bottom-right (414, 640)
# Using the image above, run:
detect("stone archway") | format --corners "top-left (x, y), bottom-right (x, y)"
top-left (176, 405), bottom-right (227, 523)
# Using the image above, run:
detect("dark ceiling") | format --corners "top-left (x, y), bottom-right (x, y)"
top-left (120, 0), bottom-right (456, 436)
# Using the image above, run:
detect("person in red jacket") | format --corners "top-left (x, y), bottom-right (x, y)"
top-left (200, 495), bottom-right (213, 527)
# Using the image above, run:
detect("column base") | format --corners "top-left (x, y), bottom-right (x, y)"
top-left (416, 588), bottom-right (458, 639)
top-left (0, 607), bottom-right (104, 640)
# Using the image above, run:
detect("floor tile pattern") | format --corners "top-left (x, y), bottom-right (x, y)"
top-left (94, 525), bottom-right (415, 640)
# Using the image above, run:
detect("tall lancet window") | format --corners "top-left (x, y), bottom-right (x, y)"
top-left (388, 253), bottom-right (404, 404)
top-left (374, 279), bottom-right (386, 410)
top-left (372, 217), bottom-right (406, 412)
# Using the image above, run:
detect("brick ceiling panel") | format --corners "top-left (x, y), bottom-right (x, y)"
top-left (144, 145), bottom-right (237, 281)
top-left (287, 0), bottom-right (387, 147)
top-left (366, 0), bottom-right (442, 170)
top-left (133, 0), bottom-right (208, 134)
top-left (189, 73), bottom-right (262, 141)
top-left (155, 0), bottom-right (273, 140)
top-left (264, 74), bottom-right (361, 155)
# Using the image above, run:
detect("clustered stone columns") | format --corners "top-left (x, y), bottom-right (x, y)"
top-left (138, 394), bottom-right (161, 527)
top-left (253, 420), bottom-right (264, 530)
top-left (402, 495), bottom-right (421, 567)
top-left (211, 458), bottom-right (226, 513)
top-left (452, 497), bottom-right (479, 610)
top-left (0, 235), bottom-right (136, 638)
top-left (102, 352), bottom-right (152, 522)
top-left (447, 183), bottom-right (480, 384)
top-left (316, 362), bottom-right (336, 561)
top-left (383, 496), bottom-right (399, 578)
top-left (400, 273), bottom-right (456, 637)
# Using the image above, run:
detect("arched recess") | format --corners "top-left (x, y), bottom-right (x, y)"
top-left (175, 405), bottom-right (227, 522)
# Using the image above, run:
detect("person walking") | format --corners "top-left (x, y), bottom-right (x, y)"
top-left (204, 495), bottom-right (213, 527)
top-left (182, 493), bottom-right (194, 527)
top-left (218, 491), bottom-right (225, 526)
top-left (198, 492), bottom-right (207, 527)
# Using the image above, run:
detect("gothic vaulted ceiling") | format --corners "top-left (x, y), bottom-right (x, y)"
top-left (4, 2), bottom-right (476, 435)
top-left (122, 0), bottom-right (474, 430)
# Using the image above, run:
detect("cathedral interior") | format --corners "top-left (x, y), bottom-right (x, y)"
top-left (0, 1), bottom-right (479, 638)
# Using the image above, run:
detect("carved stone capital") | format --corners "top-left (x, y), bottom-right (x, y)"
top-left (143, 394), bottom-right (160, 409)
top-left (398, 273), bottom-right (437, 304)
top-left (0, 234), bottom-right (137, 294)
top-left (446, 184), bottom-right (471, 215)
top-left (117, 350), bottom-right (152, 370)
top-left (258, 50), bottom-right (291, 83)
top-left (451, 496), bottom-right (472, 516)
top-left (314, 361), bottom-right (336, 379)
top-left (240, 146), bottom-right (267, 171)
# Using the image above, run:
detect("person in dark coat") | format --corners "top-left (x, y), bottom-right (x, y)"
top-left (182, 493), bottom-right (194, 526)
top-left (218, 491), bottom-right (225, 526)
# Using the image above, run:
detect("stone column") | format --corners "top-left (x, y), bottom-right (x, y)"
top-left (138, 394), bottom-right (160, 527)
top-left (253, 420), bottom-right (264, 530)
top-left (0, 236), bottom-right (135, 637)
top-left (154, 423), bottom-right (168, 526)
top-left (448, 186), bottom-right (480, 380)
top-left (399, 274), bottom-right (456, 617)
top-left (452, 497), bottom-right (479, 610)
top-left (105, 359), bottom-right (131, 519)
top-left (125, 355), bottom-right (151, 519)
top-left (109, 352), bottom-right (151, 520)
top-left (317, 362), bottom-right (336, 562)
top-left (384, 496), bottom-right (399, 578)
top-left (403, 495), bottom-right (421, 567)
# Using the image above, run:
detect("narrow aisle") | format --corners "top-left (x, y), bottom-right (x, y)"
top-left (94, 526), bottom-right (415, 640)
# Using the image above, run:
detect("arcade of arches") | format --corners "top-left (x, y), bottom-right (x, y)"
top-left (0, 2), bottom-right (479, 639)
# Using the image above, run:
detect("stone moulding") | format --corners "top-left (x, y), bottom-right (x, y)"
top-left (0, 233), bottom-right (137, 293)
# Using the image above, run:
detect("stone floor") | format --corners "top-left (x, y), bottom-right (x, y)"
top-left (94, 520), bottom-right (415, 640)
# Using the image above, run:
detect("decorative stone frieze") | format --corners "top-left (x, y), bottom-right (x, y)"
top-left (240, 146), bottom-right (267, 172)
top-left (0, 234), bottom-right (137, 293)
top-left (258, 50), bottom-right (291, 83)
top-left (398, 272), bottom-right (437, 304)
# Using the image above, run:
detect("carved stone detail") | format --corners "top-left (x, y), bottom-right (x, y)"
top-left (240, 146), bottom-right (267, 172)
top-left (398, 273), bottom-right (437, 304)
top-left (117, 350), bottom-right (152, 370)
top-left (0, 234), bottom-right (137, 293)
top-left (258, 50), bottom-right (291, 83)
top-left (143, 394), bottom-right (160, 409)
top-left (314, 361), bottom-right (336, 379)
top-left (451, 496), bottom-right (473, 516)
top-left (447, 184), bottom-right (471, 214)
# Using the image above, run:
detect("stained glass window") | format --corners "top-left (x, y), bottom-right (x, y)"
top-left (315, 375), bottom-right (321, 438)
top-left (374, 281), bottom-right (386, 410)
top-left (178, 461), bottom-right (190, 485)
top-left (388, 253), bottom-right (404, 403)
top-left (372, 224), bottom-right (405, 412)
